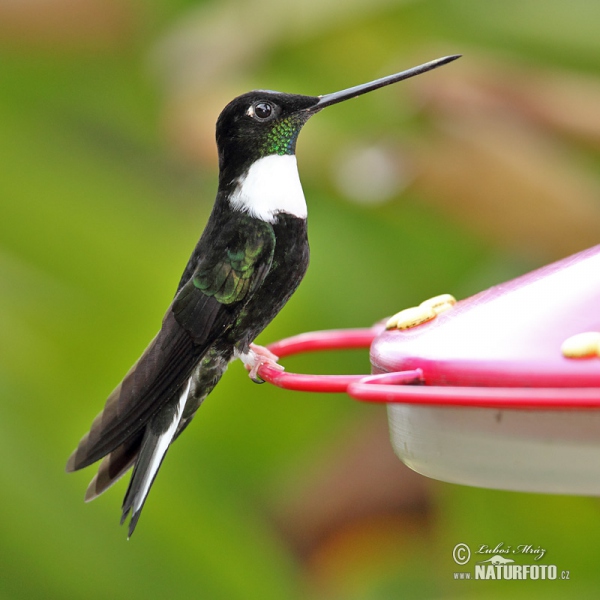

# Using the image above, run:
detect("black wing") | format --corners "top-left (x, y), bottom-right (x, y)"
top-left (66, 215), bottom-right (275, 472)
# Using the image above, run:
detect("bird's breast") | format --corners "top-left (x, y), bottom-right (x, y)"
top-left (227, 213), bottom-right (309, 349)
top-left (228, 154), bottom-right (307, 222)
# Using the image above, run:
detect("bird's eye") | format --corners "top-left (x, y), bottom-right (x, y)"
top-left (252, 102), bottom-right (273, 120)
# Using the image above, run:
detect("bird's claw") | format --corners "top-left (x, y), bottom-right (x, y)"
top-left (243, 343), bottom-right (284, 383)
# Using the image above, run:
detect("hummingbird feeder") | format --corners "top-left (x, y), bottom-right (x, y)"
top-left (257, 245), bottom-right (600, 495)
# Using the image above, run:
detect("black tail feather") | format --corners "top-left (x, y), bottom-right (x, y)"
top-left (119, 388), bottom-right (187, 537)
top-left (120, 431), bottom-right (168, 538)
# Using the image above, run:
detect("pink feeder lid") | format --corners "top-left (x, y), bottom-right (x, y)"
top-left (371, 245), bottom-right (600, 389)
top-left (258, 248), bottom-right (600, 493)
top-left (259, 245), bottom-right (600, 409)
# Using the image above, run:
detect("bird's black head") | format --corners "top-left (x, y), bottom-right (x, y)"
top-left (216, 91), bottom-right (319, 187)
top-left (215, 55), bottom-right (461, 189)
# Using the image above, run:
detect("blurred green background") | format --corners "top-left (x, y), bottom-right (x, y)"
top-left (3, 0), bottom-right (600, 598)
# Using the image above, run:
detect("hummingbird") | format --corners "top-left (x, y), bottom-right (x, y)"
top-left (66, 54), bottom-right (460, 537)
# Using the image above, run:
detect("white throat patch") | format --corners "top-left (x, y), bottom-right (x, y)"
top-left (229, 154), bottom-right (307, 222)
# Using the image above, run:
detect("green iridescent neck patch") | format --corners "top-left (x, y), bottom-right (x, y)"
top-left (262, 114), bottom-right (307, 156)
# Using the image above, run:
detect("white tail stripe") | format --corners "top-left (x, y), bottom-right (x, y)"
top-left (131, 378), bottom-right (190, 516)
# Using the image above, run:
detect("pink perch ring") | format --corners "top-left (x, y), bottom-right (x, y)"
top-left (257, 245), bottom-right (600, 495)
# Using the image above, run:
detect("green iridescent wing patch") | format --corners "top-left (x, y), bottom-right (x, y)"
top-left (192, 232), bottom-right (269, 305)
top-left (172, 217), bottom-right (275, 342)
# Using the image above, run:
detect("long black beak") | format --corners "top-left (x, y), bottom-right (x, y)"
top-left (308, 54), bottom-right (461, 111)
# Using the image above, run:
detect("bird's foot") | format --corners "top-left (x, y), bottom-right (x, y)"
top-left (242, 343), bottom-right (284, 383)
